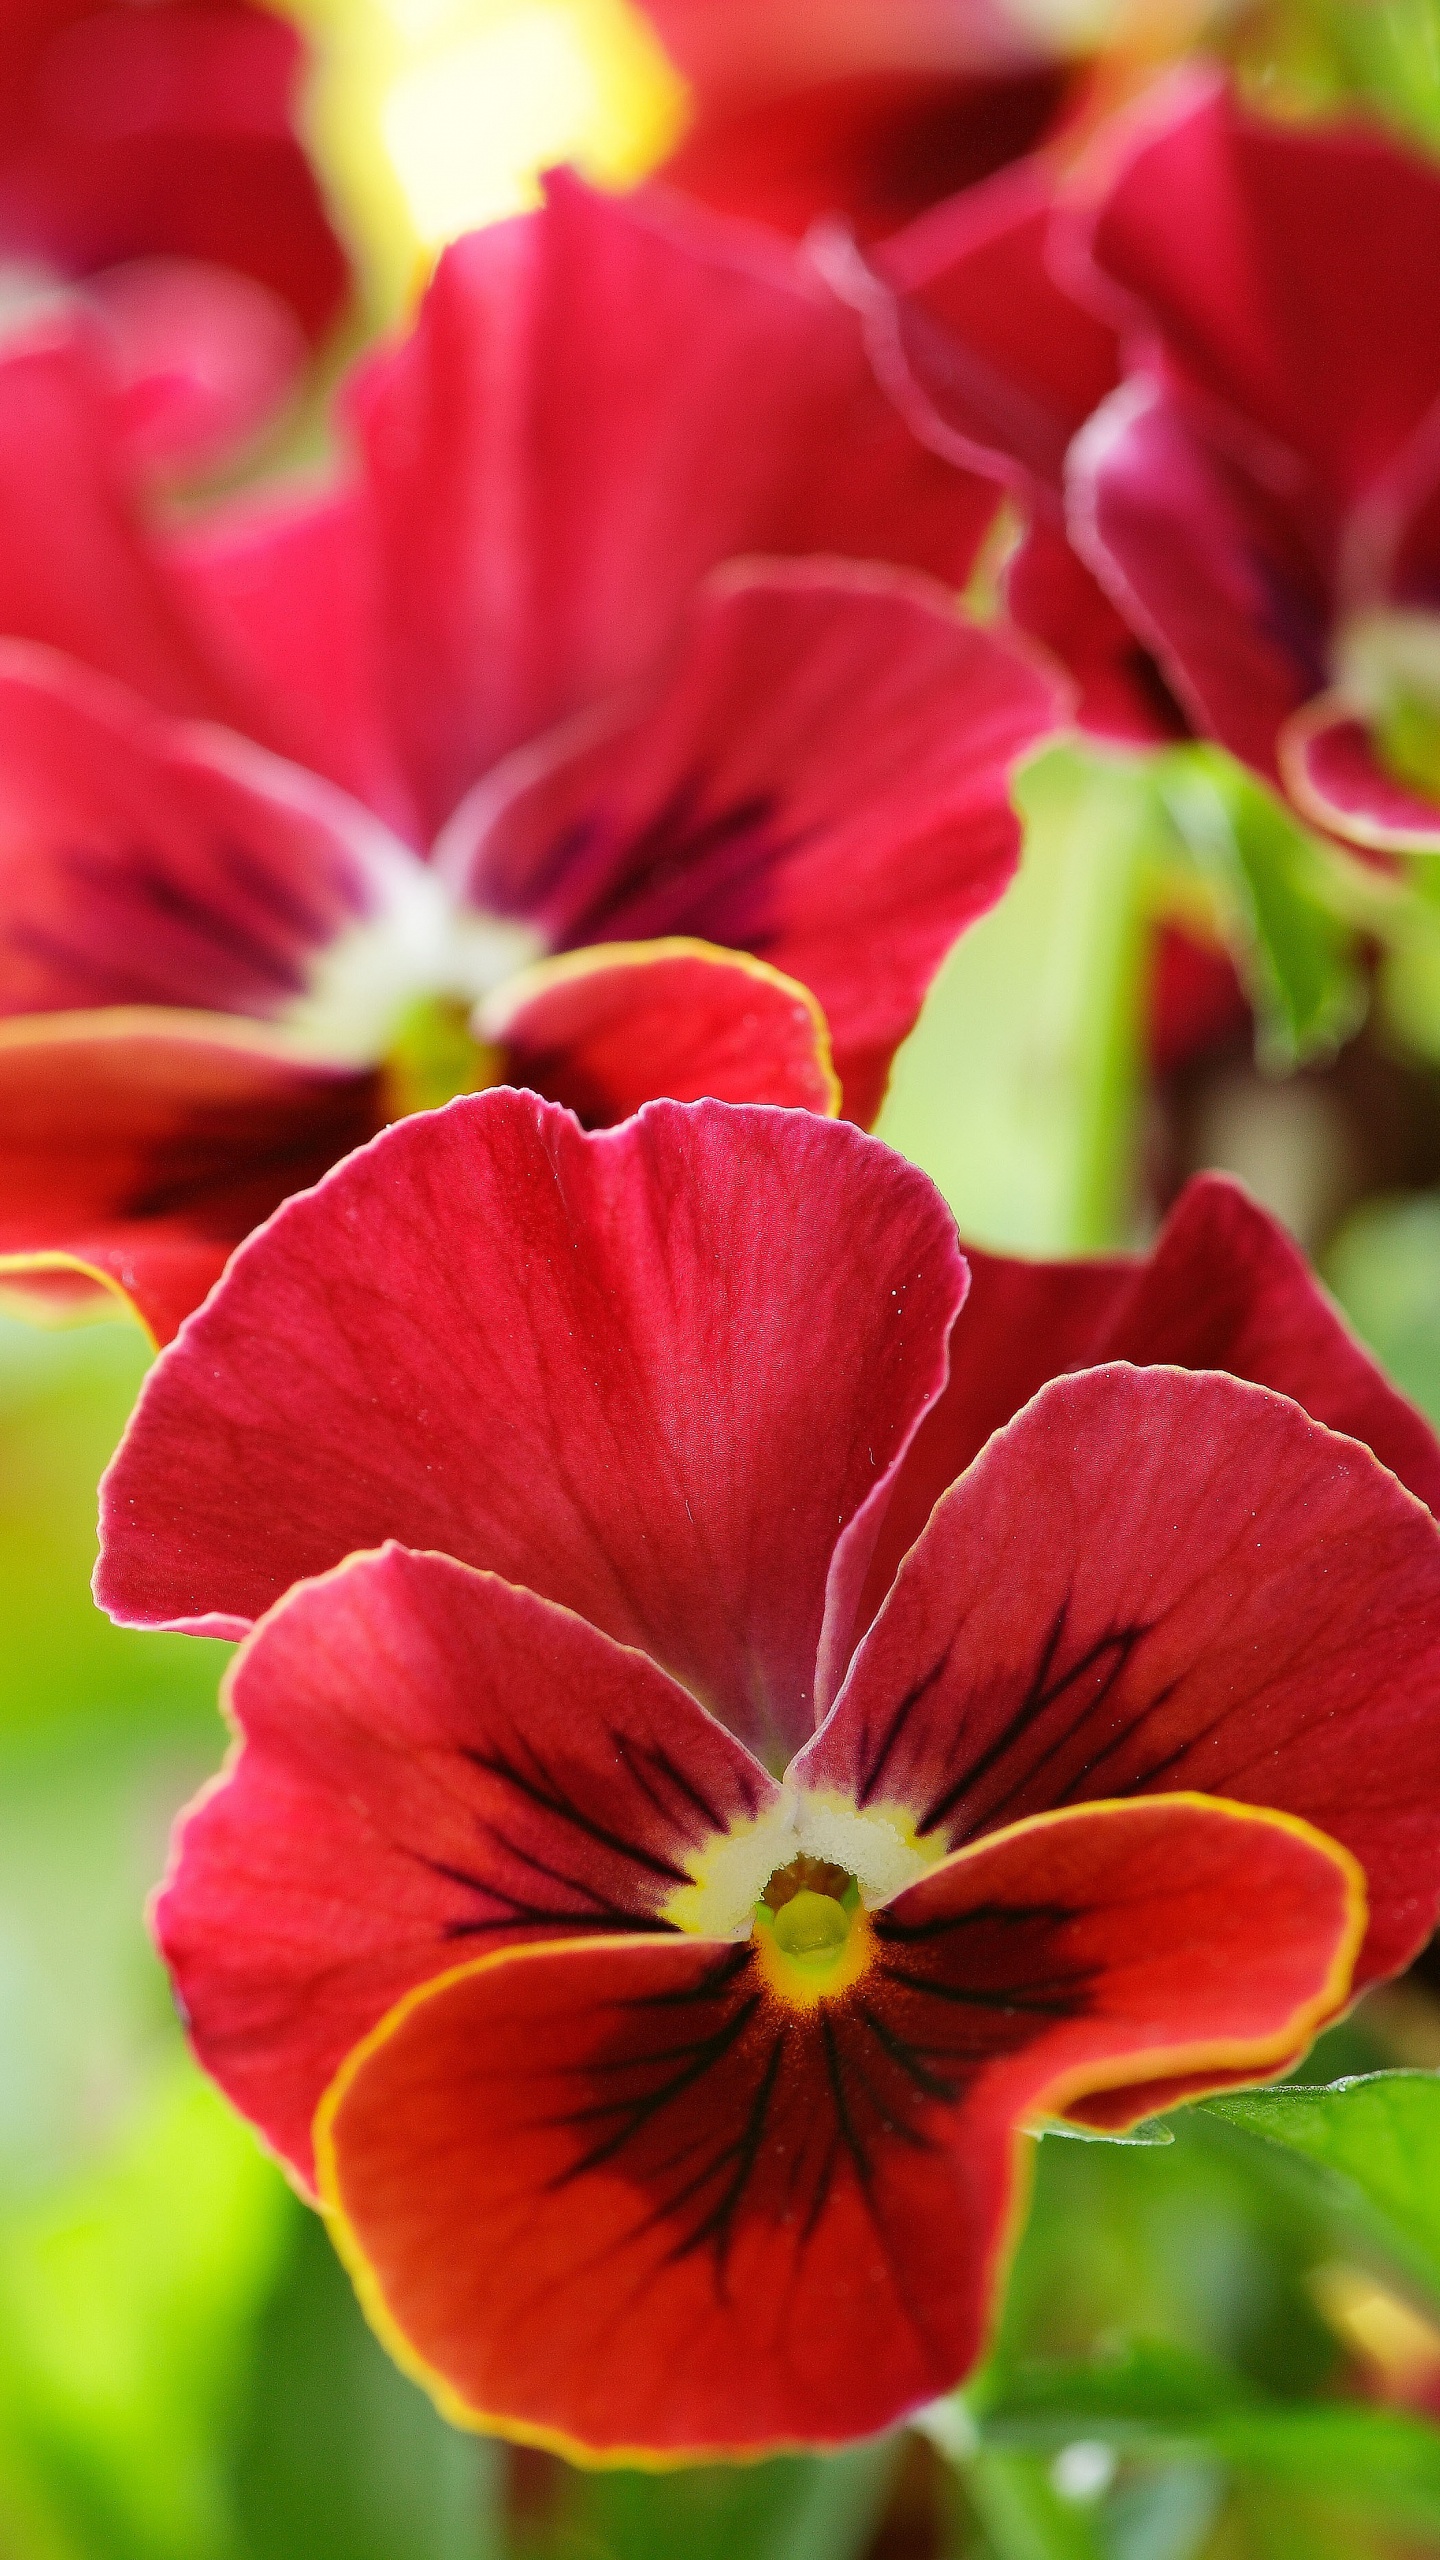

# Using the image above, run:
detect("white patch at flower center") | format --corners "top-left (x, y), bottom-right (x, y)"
top-left (283, 866), bottom-right (544, 1063)
top-left (663, 1787), bottom-right (940, 1938)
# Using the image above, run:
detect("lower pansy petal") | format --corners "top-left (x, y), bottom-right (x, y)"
top-left (442, 562), bottom-right (1062, 1123)
top-left (158, 1544), bottom-right (778, 2188)
top-left (0, 1008), bottom-right (379, 1342)
top-left (1279, 693), bottom-right (1440, 854)
top-left (316, 1794), bottom-right (1356, 2457)
top-left (479, 938), bottom-right (839, 1122)
top-left (798, 1364), bottom-right (1440, 1988)
top-left (98, 1093), bottom-right (967, 1769)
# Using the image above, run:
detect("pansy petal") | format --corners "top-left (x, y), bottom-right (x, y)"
top-left (349, 173), bottom-right (999, 838)
top-left (446, 563), bottom-right (1062, 1122)
top-left (863, 1169), bottom-right (1440, 1615)
top-left (0, 0), bottom-right (349, 340)
top-left (0, 641), bottom-right (413, 1021)
top-left (0, 1008), bottom-right (378, 1343)
top-left (799, 1364), bottom-right (1440, 1988)
top-left (1068, 377), bottom-right (1328, 779)
top-left (97, 1093), bottom-right (967, 1765)
top-left (872, 162), bottom-right (1120, 494)
top-left (158, 1542), bottom-right (778, 2188)
top-left (1279, 693), bottom-right (1440, 855)
top-left (0, 320), bottom-right (235, 715)
top-left (167, 481), bottom-right (422, 845)
top-left (659, 65), bottom-right (1075, 246)
top-left (88, 256), bottom-right (308, 481)
top-left (480, 940), bottom-right (839, 1122)
top-left (1084, 72), bottom-right (1440, 507)
top-left (1005, 523), bottom-right (1185, 743)
top-left (316, 1794), bottom-right (1355, 2456)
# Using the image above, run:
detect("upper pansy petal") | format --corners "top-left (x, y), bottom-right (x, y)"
top-left (446, 563), bottom-right (1062, 1123)
top-left (157, 1542), bottom-right (779, 2189)
top-left (871, 162), bottom-right (1121, 495)
top-left (0, 1007), bottom-right (379, 1343)
top-left (166, 480), bottom-right (422, 845)
top-left (865, 1170), bottom-right (1440, 1611)
top-left (0, 319), bottom-right (237, 716)
top-left (798, 1364), bottom-right (1440, 1989)
top-left (657, 64), bottom-right (1076, 246)
top-left (315, 1794), bottom-right (1355, 2458)
top-left (1067, 378), bottom-right (1329, 780)
top-left (349, 173), bottom-right (999, 838)
top-left (480, 940), bottom-right (839, 1123)
top-left (97, 1093), bottom-right (968, 1764)
top-left (0, 641), bottom-right (418, 1024)
top-left (1083, 73), bottom-right (1440, 507)
top-left (0, 0), bottom-right (349, 341)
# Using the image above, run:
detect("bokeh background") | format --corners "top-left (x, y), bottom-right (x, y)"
top-left (11, 0), bottom-right (1440, 2551)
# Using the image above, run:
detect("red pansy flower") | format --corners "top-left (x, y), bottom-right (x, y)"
top-left (859, 160), bottom-right (1246, 1063)
top-left (1065, 71), bottom-right (1440, 854)
top-left (0, 0), bottom-right (349, 477)
top-left (100, 1096), bottom-right (1440, 2454)
top-left (865, 156), bottom-right (1184, 745)
top-left (634, 0), bottom-right (1084, 245)
top-left (0, 179), bottom-right (1050, 1344)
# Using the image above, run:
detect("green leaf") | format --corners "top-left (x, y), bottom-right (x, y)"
top-left (967, 2340), bottom-right (1440, 2534)
top-left (875, 742), bottom-right (1151, 1254)
top-left (965, 2451), bottom-right (1108, 2560)
top-left (230, 2205), bottom-right (503, 2560)
top-left (0, 1311), bottom-right (224, 1744)
top-left (1206, 2072), bottom-right (1440, 2305)
top-left (1228, 0), bottom-right (1440, 159)
top-left (0, 2066), bottom-right (290, 2560)
top-left (531, 2437), bottom-right (898, 2560)
top-left (1325, 1191), bottom-right (1440, 1430)
top-left (1155, 747), bottom-right (1366, 1071)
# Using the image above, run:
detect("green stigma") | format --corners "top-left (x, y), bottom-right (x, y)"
top-left (771, 1889), bottom-right (852, 1965)
top-left (380, 996), bottom-right (502, 1120)
top-left (752, 1856), bottom-right (866, 2000)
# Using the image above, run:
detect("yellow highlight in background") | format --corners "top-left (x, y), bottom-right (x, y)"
top-left (277, 0), bottom-right (690, 322)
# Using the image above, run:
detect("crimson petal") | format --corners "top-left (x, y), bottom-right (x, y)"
top-left (1084, 72), bottom-right (1440, 509)
top-left (317, 1795), bottom-right (1357, 2457)
top-left (157, 1543), bottom-right (777, 2186)
top-left (1067, 377), bottom-right (1328, 780)
top-left (0, 319), bottom-right (236, 717)
top-left (446, 562), bottom-right (1061, 1124)
top-left (482, 941), bottom-right (839, 1122)
top-left (0, 1009), bottom-right (377, 1343)
top-left (1280, 694), bottom-right (1440, 854)
top-left (97, 1094), bottom-right (967, 1766)
top-left (0, 0), bottom-right (348, 342)
top-left (348, 172), bottom-right (999, 839)
top-left (862, 1168), bottom-right (1440, 1627)
top-left (0, 641), bottom-right (410, 1020)
top-left (801, 1364), bottom-right (1440, 1991)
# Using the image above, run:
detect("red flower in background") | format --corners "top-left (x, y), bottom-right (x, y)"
top-left (635, 0), bottom-right (1084, 245)
top-left (0, 177), bottom-right (1051, 1344)
top-left (101, 1093), bottom-right (1440, 2453)
top-left (1066, 71), bottom-right (1440, 854)
top-left (0, 0), bottom-right (349, 476)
